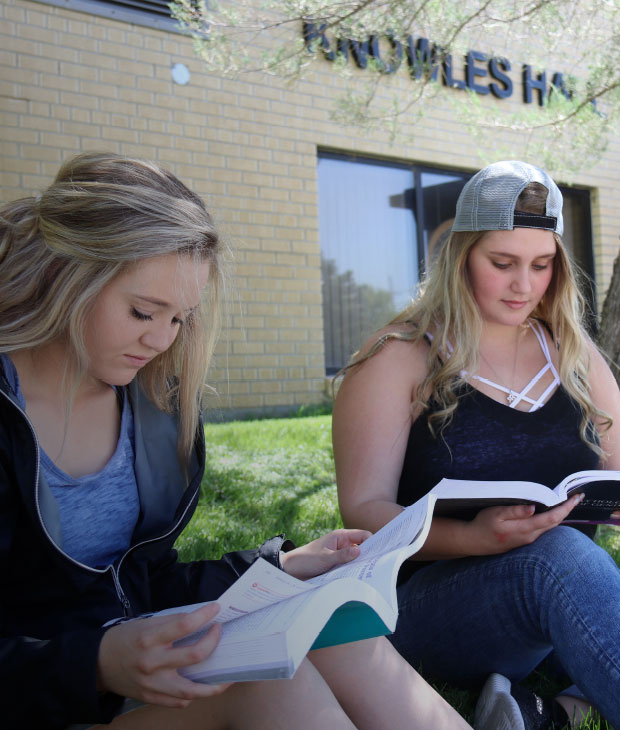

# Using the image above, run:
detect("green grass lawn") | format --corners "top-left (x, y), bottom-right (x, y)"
top-left (175, 414), bottom-right (618, 729)
top-left (176, 415), bottom-right (342, 561)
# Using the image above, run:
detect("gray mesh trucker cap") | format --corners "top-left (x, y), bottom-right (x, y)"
top-left (452, 160), bottom-right (563, 236)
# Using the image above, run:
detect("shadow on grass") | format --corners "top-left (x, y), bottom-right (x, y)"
top-left (176, 443), bottom-right (342, 561)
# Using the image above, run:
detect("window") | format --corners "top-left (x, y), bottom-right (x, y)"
top-left (33, 0), bottom-right (181, 32)
top-left (318, 152), bottom-right (594, 373)
top-left (318, 156), bottom-right (420, 374)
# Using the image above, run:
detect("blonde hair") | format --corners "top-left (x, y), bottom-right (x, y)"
top-left (342, 182), bottom-right (609, 454)
top-left (0, 151), bottom-right (223, 461)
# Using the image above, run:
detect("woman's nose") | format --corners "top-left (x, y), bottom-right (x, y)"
top-left (141, 325), bottom-right (178, 353)
top-left (511, 266), bottom-right (532, 293)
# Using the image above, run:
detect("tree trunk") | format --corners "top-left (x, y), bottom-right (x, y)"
top-left (597, 247), bottom-right (620, 387)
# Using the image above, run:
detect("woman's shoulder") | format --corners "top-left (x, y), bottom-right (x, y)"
top-left (585, 337), bottom-right (618, 391)
top-left (341, 323), bottom-right (430, 391)
top-left (334, 324), bottom-right (429, 429)
top-left (362, 321), bottom-right (428, 357)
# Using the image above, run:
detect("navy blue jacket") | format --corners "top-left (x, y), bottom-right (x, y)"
top-left (0, 375), bottom-right (285, 729)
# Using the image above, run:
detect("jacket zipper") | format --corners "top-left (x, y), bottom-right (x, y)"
top-left (113, 484), bottom-right (200, 613)
top-left (0, 388), bottom-right (199, 618)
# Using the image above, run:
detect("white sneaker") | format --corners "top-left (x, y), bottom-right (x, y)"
top-left (474, 673), bottom-right (526, 730)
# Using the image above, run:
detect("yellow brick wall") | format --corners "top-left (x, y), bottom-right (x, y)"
top-left (2, 0), bottom-right (619, 416)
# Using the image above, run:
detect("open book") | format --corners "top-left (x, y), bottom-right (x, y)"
top-left (431, 469), bottom-right (620, 524)
top-left (149, 495), bottom-right (436, 685)
top-left (141, 469), bottom-right (619, 685)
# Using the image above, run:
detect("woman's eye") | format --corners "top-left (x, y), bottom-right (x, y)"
top-left (492, 262), bottom-right (510, 270)
top-left (533, 264), bottom-right (549, 271)
top-left (131, 307), bottom-right (152, 321)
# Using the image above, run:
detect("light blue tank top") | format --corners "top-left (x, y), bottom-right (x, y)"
top-left (1, 354), bottom-right (140, 568)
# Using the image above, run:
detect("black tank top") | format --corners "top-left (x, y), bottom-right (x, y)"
top-left (398, 384), bottom-right (599, 506)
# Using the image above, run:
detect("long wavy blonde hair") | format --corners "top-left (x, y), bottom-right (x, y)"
top-left (0, 152), bottom-right (223, 461)
top-left (343, 183), bottom-right (610, 454)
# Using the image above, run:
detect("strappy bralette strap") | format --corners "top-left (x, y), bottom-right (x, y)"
top-left (470, 372), bottom-right (548, 409)
top-left (503, 363), bottom-right (551, 409)
top-left (470, 374), bottom-right (513, 396)
top-left (529, 319), bottom-right (560, 384)
top-left (509, 320), bottom-right (559, 411)
top-left (526, 378), bottom-right (560, 412)
top-left (431, 322), bottom-right (559, 412)
top-left (425, 331), bottom-right (455, 356)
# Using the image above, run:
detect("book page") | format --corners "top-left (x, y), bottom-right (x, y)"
top-left (180, 632), bottom-right (292, 683)
top-left (559, 469), bottom-right (620, 496)
top-left (346, 549), bottom-right (410, 601)
top-left (160, 559), bottom-right (314, 646)
top-left (305, 496), bottom-right (432, 589)
top-left (431, 477), bottom-right (558, 506)
top-left (213, 559), bottom-right (313, 622)
top-left (218, 589), bottom-right (311, 638)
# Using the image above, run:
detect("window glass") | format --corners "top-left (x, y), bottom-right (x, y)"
top-left (419, 171), bottom-right (468, 265)
top-left (560, 189), bottom-right (596, 327)
top-left (561, 191), bottom-right (591, 265)
top-left (318, 156), bottom-right (418, 374)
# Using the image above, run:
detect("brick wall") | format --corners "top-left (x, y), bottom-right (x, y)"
top-left (2, 0), bottom-right (619, 416)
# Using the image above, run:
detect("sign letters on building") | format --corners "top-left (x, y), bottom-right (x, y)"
top-left (303, 23), bottom-right (578, 107)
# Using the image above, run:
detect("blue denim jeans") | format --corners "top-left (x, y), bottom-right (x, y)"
top-left (389, 526), bottom-right (620, 727)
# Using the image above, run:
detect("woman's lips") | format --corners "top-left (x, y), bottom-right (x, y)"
top-left (125, 354), bottom-right (150, 367)
top-left (502, 300), bottom-right (528, 309)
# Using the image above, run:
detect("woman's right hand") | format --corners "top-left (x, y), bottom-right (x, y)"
top-left (464, 493), bottom-right (584, 555)
top-left (97, 602), bottom-right (231, 708)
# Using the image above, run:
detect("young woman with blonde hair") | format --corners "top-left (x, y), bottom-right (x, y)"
top-left (333, 161), bottom-right (620, 729)
top-left (0, 152), bottom-right (473, 730)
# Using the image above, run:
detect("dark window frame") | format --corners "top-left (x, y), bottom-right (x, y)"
top-left (32, 0), bottom-right (184, 33)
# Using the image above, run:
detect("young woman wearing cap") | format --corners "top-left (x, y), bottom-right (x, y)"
top-left (0, 152), bottom-right (473, 730)
top-left (333, 161), bottom-right (620, 729)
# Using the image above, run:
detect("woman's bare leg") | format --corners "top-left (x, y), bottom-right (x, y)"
top-left (555, 696), bottom-right (599, 728)
top-left (309, 637), bottom-right (472, 730)
top-left (90, 658), bottom-right (357, 730)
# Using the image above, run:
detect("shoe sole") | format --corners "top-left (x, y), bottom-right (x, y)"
top-left (475, 673), bottom-right (525, 730)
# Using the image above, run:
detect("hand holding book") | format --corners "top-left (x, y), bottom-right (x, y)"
top-left (98, 602), bottom-right (230, 707)
top-left (460, 492), bottom-right (585, 556)
top-left (280, 528), bottom-right (372, 580)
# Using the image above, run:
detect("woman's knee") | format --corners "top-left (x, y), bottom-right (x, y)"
top-left (95, 662), bottom-right (353, 730)
top-left (515, 526), bottom-right (614, 580)
top-left (228, 659), bottom-right (355, 730)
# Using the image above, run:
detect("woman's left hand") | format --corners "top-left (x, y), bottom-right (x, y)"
top-left (280, 529), bottom-right (371, 580)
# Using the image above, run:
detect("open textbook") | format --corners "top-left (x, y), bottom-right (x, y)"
top-left (139, 469), bottom-right (620, 685)
top-left (150, 494), bottom-right (437, 685)
top-left (431, 469), bottom-right (620, 524)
